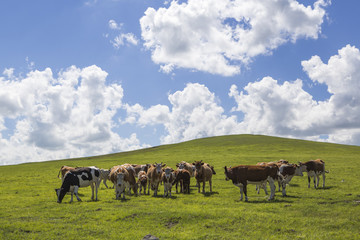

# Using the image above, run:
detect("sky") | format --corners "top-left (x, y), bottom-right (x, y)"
top-left (1, 0), bottom-right (360, 165)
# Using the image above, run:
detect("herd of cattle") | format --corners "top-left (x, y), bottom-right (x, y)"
top-left (55, 159), bottom-right (327, 203)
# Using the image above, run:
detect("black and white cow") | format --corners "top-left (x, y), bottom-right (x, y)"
top-left (55, 167), bottom-right (101, 203)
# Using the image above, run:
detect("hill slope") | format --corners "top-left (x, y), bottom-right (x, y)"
top-left (1, 134), bottom-right (360, 239)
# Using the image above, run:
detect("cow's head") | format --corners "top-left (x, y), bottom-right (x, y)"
top-left (224, 166), bottom-right (230, 181)
top-left (163, 167), bottom-right (174, 180)
top-left (192, 160), bottom-right (204, 171)
top-left (55, 188), bottom-right (66, 203)
top-left (293, 164), bottom-right (304, 176)
top-left (178, 162), bottom-right (186, 169)
top-left (154, 162), bottom-right (165, 174)
top-left (298, 162), bottom-right (307, 172)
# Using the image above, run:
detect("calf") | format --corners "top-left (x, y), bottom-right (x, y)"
top-left (161, 167), bottom-right (175, 197)
top-left (109, 166), bottom-right (129, 200)
top-left (193, 160), bottom-right (213, 194)
top-left (278, 164), bottom-right (303, 196)
top-left (99, 168), bottom-right (111, 188)
top-left (299, 159), bottom-right (326, 188)
top-left (55, 167), bottom-right (100, 203)
top-left (174, 169), bottom-right (191, 194)
top-left (147, 162), bottom-right (165, 196)
top-left (224, 165), bottom-right (278, 201)
top-left (137, 171), bottom-right (148, 195)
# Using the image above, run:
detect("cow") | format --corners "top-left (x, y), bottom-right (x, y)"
top-left (137, 171), bottom-right (148, 195)
top-left (193, 160), bottom-right (213, 194)
top-left (173, 169), bottom-right (191, 194)
top-left (299, 159), bottom-right (326, 188)
top-left (161, 167), bottom-right (175, 197)
top-left (147, 162), bottom-right (165, 196)
top-left (278, 164), bottom-right (303, 196)
top-left (99, 168), bottom-right (111, 188)
top-left (224, 165), bottom-right (278, 201)
top-left (132, 164), bottom-right (151, 175)
top-left (109, 166), bottom-right (129, 200)
top-left (176, 161), bottom-right (195, 177)
top-left (55, 167), bottom-right (101, 203)
top-left (120, 164), bottom-right (138, 195)
top-left (57, 165), bottom-right (76, 182)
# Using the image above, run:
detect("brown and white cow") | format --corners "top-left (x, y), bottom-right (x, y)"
top-left (147, 162), bottom-right (165, 196)
top-left (299, 159), bottom-right (326, 188)
top-left (224, 165), bottom-right (278, 201)
top-left (278, 164), bottom-right (303, 196)
top-left (57, 166), bottom-right (77, 182)
top-left (55, 167), bottom-right (101, 203)
top-left (120, 164), bottom-right (138, 195)
top-left (193, 160), bottom-right (213, 194)
top-left (173, 169), bottom-right (191, 194)
top-left (176, 161), bottom-right (195, 177)
top-left (161, 167), bottom-right (175, 197)
top-left (109, 166), bottom-right (129, 200)
top-left (137, 171), bottom-right (148, 195)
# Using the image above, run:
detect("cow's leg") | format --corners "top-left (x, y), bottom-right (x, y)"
top-left (243, 184), bottom-right (248, 202)
top-left (281, 181), bottom-right (287, 197)
top-left (308, 175), bottom-right (311, 188)
top-left (256, 185), bottom-right (260, 194)
top-left (202, 180), bottom-right (206, 194)
top-left (322, 172), bottom-right (325, 188)
top-left (91, 182), bottom-right (95, 200)
top-left (262, 182), bottom-right (268, 195)
top-left (103, 179), bottom-right (109, 188)
top-left (209, 179), bottom-right (212, 193)
top-left (268, 178), bottom-right (276, 200)
top-left (313, 175), bottom-right (317, 188)
top-left (169, 185), bottom-right (172, 197)
top-left (74, 186), bottom-right (81, 202)
top-left (238, 185), bottom-right (244, 201)
top-left (69, 192), bottom-right (74, 203)
top-left (197, 180), bottom-right (201, 193)
top-left (147, 181), bottom-right (151, 195)
top-left (278, 180), bottom-right (282, 192)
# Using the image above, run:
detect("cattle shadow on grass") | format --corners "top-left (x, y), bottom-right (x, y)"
top-left (203, 191), bottom-right (219, 197)
top-left (236, 198), bottom-right (293, 204)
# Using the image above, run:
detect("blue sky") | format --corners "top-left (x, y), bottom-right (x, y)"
top-left (1, 0), bottom-right (360, 165)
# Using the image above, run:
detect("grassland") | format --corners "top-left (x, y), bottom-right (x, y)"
top-left (0, 134), bottom-right (360, 239)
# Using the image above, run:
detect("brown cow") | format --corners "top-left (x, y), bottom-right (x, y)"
top-left (161, 167), bottom-right (175, 197)
top-left (176, 161), bottom-right (195, 177)
top-left (147, 162), bottom-right (165, 196)
top-left (137, 171), bottom-right (148, 195)
top-left (173, 169), bottom-right (191, 194)
top-left (120, 164), bottom-right (138, 195)
top-left (299, 159), bottom-right (326, 188)
top-left (57, 166), bottom-right (76, 181)
top-left (193, 160), bottom-right (213, 194)
top-left (109, 166), bottom-right (129, 200)
top-left (224, 165), bottom-right (278, 201)
top-left (132, 164), bottom-right (151, 175)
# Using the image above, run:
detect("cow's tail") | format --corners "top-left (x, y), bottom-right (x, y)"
top-left (57, 166), bottom-right (63, 179)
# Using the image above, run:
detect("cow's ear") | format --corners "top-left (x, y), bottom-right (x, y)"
top-left (153, 164), bottom-right (156, 167)
top-left (192, 163), bottom-right (195, 165)
top-left (201, 162), bottom-right (204, 165)
top-left (176, 164), bottom-right (179, 167)
top-left (162, 164), bottom-right (166, 167)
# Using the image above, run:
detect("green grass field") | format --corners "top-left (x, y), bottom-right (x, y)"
top-left (1, 134), bottom-right (360, 239)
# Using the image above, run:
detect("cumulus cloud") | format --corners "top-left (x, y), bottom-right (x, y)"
top-left (125, 83), bottom-right (242, 144)
top-left (230, 44), bottom-right (360, 145)
top-left (140, 0), bottom-right (329, 76)
top-left (0, 65), bottom-right (149, 165)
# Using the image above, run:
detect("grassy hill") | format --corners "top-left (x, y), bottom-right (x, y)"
top-left (1, 134), bottom-right (360, 239)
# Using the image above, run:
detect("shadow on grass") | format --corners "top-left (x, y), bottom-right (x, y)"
top-left (203, 191), bottom-right (219, 197)
top-left (237, 198), bottom-right (294, 204)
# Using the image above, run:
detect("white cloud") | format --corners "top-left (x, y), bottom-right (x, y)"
top-left (125, 83), bottom-right (242, 144)
top-left (108, 20), bottom-right (139, 48)
top-left (0, 65), bottom-right (149, 165)
top-left (140, 0), bottom-right (329, 76)
top-left (230, 44), bottom-right (360, 145)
